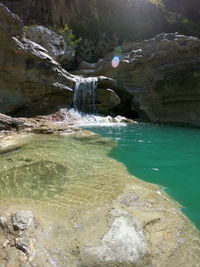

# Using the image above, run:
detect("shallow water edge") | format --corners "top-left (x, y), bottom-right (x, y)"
top-left (0, 130), bottom-right (199, 266)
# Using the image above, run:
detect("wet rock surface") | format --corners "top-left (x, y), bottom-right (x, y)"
top-left (0, 185), bottom-right (199, 266)
top-left (0, 210), bottom-right (44, 266)
top-left (0, 114), bottom-right (25, 131)
top-left (83, 209), bottom-right (149, 266)
top-left (0, 110), bottom-right (134, 136)
top-left (12, 210), bottom-right (34, 231)
top-left (0, 133), bottom-right (199, 266)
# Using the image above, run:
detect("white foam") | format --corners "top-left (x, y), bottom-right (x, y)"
top-left (59, 109), bottom-right (128, 127)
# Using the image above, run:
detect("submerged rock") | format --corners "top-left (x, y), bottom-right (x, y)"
top-left (0, 133), bottom-right (199, 266)
top-left (83, 209), bottom-right (149, 265)
top-left (12, 210), bottom-right (34, 231)
top-left (0, 159), bottom-right (69, 199)
top-left (0, 210), bottom-right (49, 266)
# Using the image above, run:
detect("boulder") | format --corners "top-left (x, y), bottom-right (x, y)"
top-left (83, 210), bottom-right (149, 265)
top-left (0, 3), bottom-right (76, 117)
top-left (98, 76), bottom-right (118, 89)
top-left (25, 25), bottom-right (76, 69)
top-left (96, 88), bottom-right (121, 112)
top-left (12, 210), bottom-right (34, 231)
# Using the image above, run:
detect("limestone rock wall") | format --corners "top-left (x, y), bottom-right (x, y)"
top-left (2, 0), bottom-right (200, 62)
top-left (25, 25), bottom-right (76, 70)
top-left (75, 33), bottom-right (200, 126)
top-left (0, 3), bottom-right (76, 116)
top-left (1, 0), bottom-right (170, 61)
top-left (163, 0), bottom-right (200, 22)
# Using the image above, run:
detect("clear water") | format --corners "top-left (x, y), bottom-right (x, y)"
top-left (86, 123), bottom-right (200, 229)
top-left (0, 131), bottom-right (200, 266)
top-left (0, 133), bottom-right (133, 214)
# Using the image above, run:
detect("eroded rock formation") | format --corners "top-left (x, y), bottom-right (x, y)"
top-left (1, 1), bottom-right (200, 125)
top-left (75, 33), bottom-right (200, 126)
top-left (1, 0), bottom-right (170, 62)
top-left (25, 25), bottom-right (76, 69)
top-left (0, 3), bottom-right (122, 117)
top-left (2, 0), bottom-right (200, 62)
top-left (0, 113), bottom-right (25, 131)
top-left (0, 3), bottom-right (75, 117)
top-left (0, 210), bottom-right (50, 266)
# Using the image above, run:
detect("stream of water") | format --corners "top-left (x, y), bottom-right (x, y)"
top-left (73, 77), bottom-right (98, 112)
top-left (86, 123), bottom-right (200, 229)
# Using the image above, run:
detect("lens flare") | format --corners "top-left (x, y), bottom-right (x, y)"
top-left (112, 56), bottom-right (120, 68)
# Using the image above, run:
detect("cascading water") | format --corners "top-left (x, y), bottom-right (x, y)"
top-left (68, 76), bottom-right (127, 126)
top-left (59, 108), bottom-right (128, 127)
top-left (73, 76), bottom-right (98, 113)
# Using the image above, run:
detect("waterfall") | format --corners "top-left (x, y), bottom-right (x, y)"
top-left (73, 77), bottom-right (98, 113)
top-left (68, 76), bottom-right (129, 126)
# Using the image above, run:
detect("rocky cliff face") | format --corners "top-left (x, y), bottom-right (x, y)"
top-left (1, 1), bottom-right (200, 124)
top-left (25, 25), bottom-right (76, 69)
top-left (75, 33), bottom-right (200, 126)
top-left (0, 3), bottom-right (77, 116)
top-left (1, 0), bottom-right (169, 36)
top-left (2, 0), bottom-right (200, 62)
top-left (1, 0), bottom-right (170, 61)
top-left (163, 0), bottom-right (200, 22)
top-left (0, 3), bottom-right (124, 117)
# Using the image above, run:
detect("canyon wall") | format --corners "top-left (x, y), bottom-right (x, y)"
top-left (2, 0), bottom-right (200, 61)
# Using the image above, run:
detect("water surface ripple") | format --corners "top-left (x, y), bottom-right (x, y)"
top-left (86, 123), bottom-right (200, 229)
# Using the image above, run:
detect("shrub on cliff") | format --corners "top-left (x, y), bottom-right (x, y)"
top-left (50, 24), bottom-right (82, 48)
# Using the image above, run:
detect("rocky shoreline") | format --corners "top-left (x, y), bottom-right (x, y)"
top-left (0, 130), bottom-right (199, 267)
top-left (0, 110), bottom-right (134, 137)
top-left (0, 106), bottom-right (199, 267)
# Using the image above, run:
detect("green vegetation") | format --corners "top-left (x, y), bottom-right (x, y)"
top-left (25, 24), bottom-right (38, 30)
top-left (50, 24), bottom-right (82, 47)
top-left (25, 24), bottom-right (82, 47)
top-left (180, 19), bottom-right (200, 36)
top-left (148, 0), bottom-right (163, 7)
